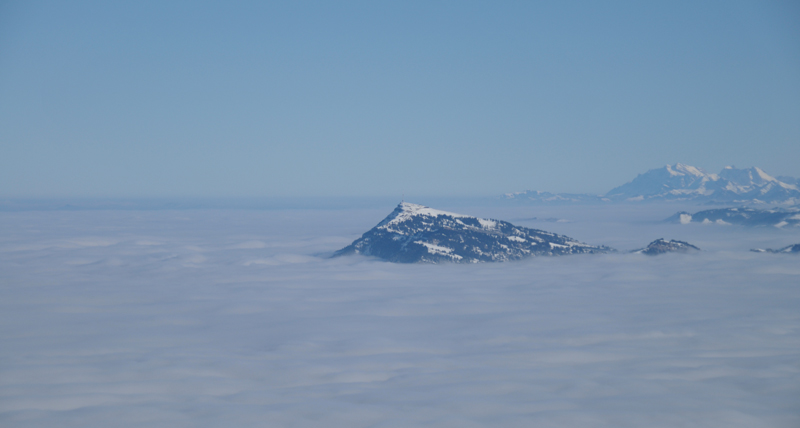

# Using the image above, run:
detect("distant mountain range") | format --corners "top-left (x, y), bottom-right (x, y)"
top-left (334, 202), bottom-right (612, 263)
top-left (505, 164), bottom-right (800, 205)
top-left (665, 207), bottom-right (800, 228)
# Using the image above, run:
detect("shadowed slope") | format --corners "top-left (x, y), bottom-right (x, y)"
top-left (334, 202), bottom-right (612, 263)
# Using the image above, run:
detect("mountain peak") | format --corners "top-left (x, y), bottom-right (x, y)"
top-left (396, 202), bottom-right (459, 217)
top-left (604, 163), bottom-right (799, 202)
top-left (633, 238), bottom-right (700, 255)
top-left (606, 163), bottom-right (713, 200)
top-left (335, 204), bottom-right (612, 263)
top-left (668, 163), bottom-right (707, 177)
top-left (382, 202), bottom-right (489, 233)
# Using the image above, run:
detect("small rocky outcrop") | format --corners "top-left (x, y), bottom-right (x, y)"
top-left (750, 244), bottom-right (800, 254)
top-left (632, 238), bottom-right (700, 255)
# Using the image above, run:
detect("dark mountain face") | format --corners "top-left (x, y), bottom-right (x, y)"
top-left (334, 202), bottom-right (612, 263)
top-left (633, 239), bottom-right (700, 255)
top-left (751, 244), bottom-right (800, 254)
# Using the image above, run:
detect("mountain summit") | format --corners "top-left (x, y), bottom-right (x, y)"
top-left (334, 202), bottom-right (612, 263)
top-left (605, 164), bottom-right (799, 203)
top-left (631, 238), bottom-right (700, 255)
top-left (605, 163), bottom-right (717, 201)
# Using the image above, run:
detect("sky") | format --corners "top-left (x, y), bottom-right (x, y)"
top-left (1, 0), bottom-right (799, 198)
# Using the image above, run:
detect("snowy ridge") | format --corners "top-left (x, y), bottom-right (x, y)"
top-left (607, 164), bottom-right (800, 203)
top-left (335, 202), bottom-right (612, 263)
top-left (384, 202), bottom-right (468, 226)
top-left (751, 243), bottom-right (800, 253)
top-left (666, 207), bottom-right (800, 228)
top-left (665, 163), bottom-right (711, 178)
top-left (381, 202), bottom-right (497, 234)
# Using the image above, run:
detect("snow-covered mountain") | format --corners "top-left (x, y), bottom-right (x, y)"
top-left (631, 238), bottom-right (700, 255)
top-left (505, 163), bottom-right (800, 205)
top-left (334, 202), bottom-right (612, 263)
top-left (606, 163), bottom-right (713, 201)
top-left (606, 164), bottom-right (800, 203)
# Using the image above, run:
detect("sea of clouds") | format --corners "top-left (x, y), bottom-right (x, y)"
top-left (1, 203), bottom-right (799, 427)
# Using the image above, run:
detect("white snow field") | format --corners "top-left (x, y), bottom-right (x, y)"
top-left (1, 204), bottom-right (799, 427)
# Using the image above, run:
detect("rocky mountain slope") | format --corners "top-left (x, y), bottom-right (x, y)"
top-left (631, 238), bottom-right (700, 255)
top-left (334, 202), bottom-right (612, 263)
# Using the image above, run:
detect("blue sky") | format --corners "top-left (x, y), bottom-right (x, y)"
top-left (1, 0), bottom-right (798, 198)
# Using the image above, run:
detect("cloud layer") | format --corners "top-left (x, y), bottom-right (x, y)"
top-left (1, 205), bottom-right (799, 427)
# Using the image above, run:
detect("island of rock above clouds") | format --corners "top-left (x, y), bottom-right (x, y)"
top-left (632, 238), bottom-right (700, 255)
top-left (333, 202), bottom-right (612, 263)
top-left (751, 244), bottom-right (800, 254)
top-left (666, 207), bottom-right (800, 228)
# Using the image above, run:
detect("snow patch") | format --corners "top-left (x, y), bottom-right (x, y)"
top-left (477, 218), bottom-right (497, 229)
top-left (414, 241), bottom-right (463, 260)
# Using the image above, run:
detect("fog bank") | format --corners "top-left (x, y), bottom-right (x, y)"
top-left (1, 207), bottom-right (798, 427)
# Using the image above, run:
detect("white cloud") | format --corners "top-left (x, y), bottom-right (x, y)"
top-left (0, 205), bottom-right (799, 427)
